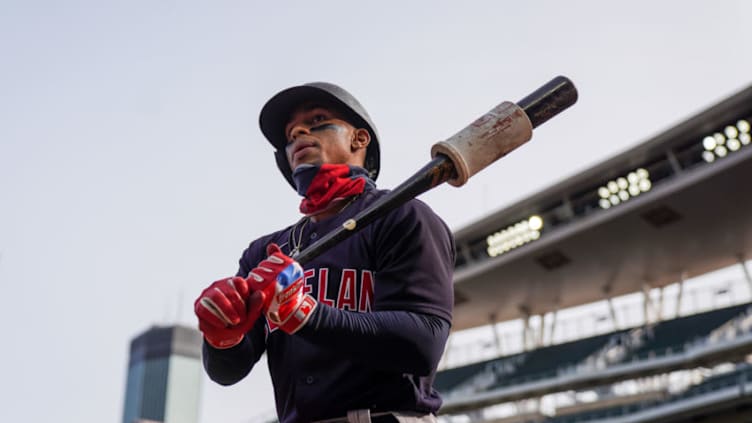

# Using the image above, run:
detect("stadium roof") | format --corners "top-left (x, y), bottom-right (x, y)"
top-left (451, 83), bottom-right (752, 331)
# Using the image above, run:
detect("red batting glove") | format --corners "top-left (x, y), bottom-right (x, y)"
top-left (247, 243), bottom-right (317, 334)
top-left (194, 276), bottom-right (265, 349)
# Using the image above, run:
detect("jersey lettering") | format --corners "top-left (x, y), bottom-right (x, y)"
top-left (337, 269), bottom-right (357, 310)
top-left (359, 270), bottom-right (374, 312)
top-left (316, 268), bottom-right (335, 307)
top-left (302, 269), bottom-right (315, 296)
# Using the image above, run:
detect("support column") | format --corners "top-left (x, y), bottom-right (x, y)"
top-left (439, 333), bottom-right (453, 370)
top-left (740, 256), bottom-right (752, 297)
top-left (519, 305), bottom-right (531, 351)
top-left (675, 272), bottom-right (686, 318)
top-left (523, 316), bottom-right (531, 351)
top-left (537, 314), bottom-right (545, 348)
top-left (548, 308), bottom-right (559, 345)
top-left (490, 313), bottom-right (503, 356)
top-left (607, 297), bottom-right (619, 330)
top-left (602, 283), bottom-right (618, 330)
top-left (657, 285), bottom-right (665, 323)
top-left (666, 150), bottom-right (683, 174)
top-left (642, 283), bottom-right (654, 325)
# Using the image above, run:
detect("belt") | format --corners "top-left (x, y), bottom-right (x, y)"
top-left (314, 410), bottom-right (436, 423)
top-left (314, 410), bottom-right (395, 423)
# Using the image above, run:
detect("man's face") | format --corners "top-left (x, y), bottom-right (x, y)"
top-left (284, 103), bottom-right (368, 171)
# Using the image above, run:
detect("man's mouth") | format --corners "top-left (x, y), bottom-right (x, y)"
top-left (292, 142), bottom-right (317, 161)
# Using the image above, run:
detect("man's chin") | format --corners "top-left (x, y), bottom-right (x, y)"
top-left (290, 159), bottom-right (323, 171)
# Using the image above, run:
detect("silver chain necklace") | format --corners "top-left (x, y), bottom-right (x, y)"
top-left (288, 217), bottom-right (309, 258)
top-left (287, 194), bottom-right (361, 258)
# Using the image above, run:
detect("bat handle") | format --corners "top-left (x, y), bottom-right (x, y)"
top-left (518, 75), bottom-right (578, 129)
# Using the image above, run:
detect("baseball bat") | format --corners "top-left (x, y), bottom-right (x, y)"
top-left (294, 76), bottom-right (578, 265)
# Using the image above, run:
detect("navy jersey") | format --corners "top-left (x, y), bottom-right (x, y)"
top-left (202, 185), bottom-right (455, 422)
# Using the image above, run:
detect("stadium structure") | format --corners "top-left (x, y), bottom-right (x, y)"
top-left (122, 325), bottom-right (203, 423)
top-left (434, 83), bottom-right (752, 423)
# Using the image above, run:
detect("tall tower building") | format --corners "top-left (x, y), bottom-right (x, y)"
top-left (122, 325), bottom-right (203, 423)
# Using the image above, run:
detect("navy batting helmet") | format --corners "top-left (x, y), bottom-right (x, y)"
top-left (259, 82), bottom-right (380, 189)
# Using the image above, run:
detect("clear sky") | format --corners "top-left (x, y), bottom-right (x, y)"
top-left (1, 1), bottom-right (751, 422)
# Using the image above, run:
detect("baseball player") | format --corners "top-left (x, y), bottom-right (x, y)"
top-left (194, 82), bottom-right (455, 423)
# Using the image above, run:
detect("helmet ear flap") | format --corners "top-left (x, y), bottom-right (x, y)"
top-left (364, 142), bottom-right (380, 181)
top-left (274, 150), bottom-right (297, 190)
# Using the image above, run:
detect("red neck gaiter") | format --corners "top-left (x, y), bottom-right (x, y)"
top-left (293, 164), bottom-right (368, 216)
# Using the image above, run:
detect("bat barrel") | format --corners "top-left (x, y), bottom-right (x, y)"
top-left (517, 75), bottom-right (578, 129)
top-left (431, 76), bottom-right (578, 186)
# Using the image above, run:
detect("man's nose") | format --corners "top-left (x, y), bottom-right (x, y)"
top-left (287, 123), bottom-right (311, 143)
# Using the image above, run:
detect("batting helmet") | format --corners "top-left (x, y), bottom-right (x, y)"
top-left (259, 82), bottom-right (380, 189)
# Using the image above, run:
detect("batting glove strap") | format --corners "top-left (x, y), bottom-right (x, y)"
top-left (270, 294), bottom-right (318, 334)
top-left (204, 333), bottom-right (244, 350)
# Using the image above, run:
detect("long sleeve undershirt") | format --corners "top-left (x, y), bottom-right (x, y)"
top-left (202, 306), bottom-right (450, 385)
top-left (298, 304), bottom-right (450, 376)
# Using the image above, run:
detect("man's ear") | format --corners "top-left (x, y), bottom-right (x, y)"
top-left (351, 128), bottom-right (371, 151)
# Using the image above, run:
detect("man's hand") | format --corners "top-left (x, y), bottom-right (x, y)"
top-left (194, 277), bottom-right (265, 349)
top-left (248, 243), bottom-right (317, 334)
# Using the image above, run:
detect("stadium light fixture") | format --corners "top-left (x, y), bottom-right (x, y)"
top-left (702, 119), bottom-right (750, 163)
top-left (741, 133), bottom-right (751, 145)
top-left (728, 138), bottom-right (741, 152)
top-left (598, 168), bottom-right (652, 209)
top-left (486, 215), bottom-right (544, 257)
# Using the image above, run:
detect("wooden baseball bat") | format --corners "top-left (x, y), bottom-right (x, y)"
top-left (295, 76), bottom-right (578, 265)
